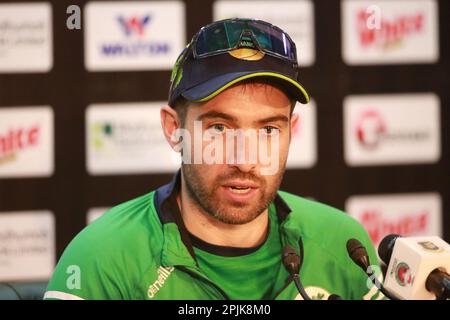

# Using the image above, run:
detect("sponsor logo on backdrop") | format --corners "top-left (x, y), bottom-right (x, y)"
top-left (342, 0), bottom-right (439, 64)
top-left (0, 2), bottom-right (53, 73)
top-left (86, 102), bottom-right (179, 175)
top-left (346, 193), bottom-right (442, 248)
top-left (355, 109), bottom-right (430, 150)
top-left (355, 110), bottom-right (386, 149)
top-left (286, 101), bottom-right (317, 169)
top-left (100, 14), bottom-right (170, 57)
top-left (344, 93), bottom-right (440, 166)
top-left (0, 125), bottom-right (40, 164)
top-left (85, 1), bottom-right (185, 71)
top-left (0, 211), bottom-right (55, 281)
top-left (0, 107), bottom-right (54, 178)
top-left (213, 0), bottom-right (315, 66)
top-left (91, 121), bottom-right (154, 151)
top-left (357, 9), bottom-right (424, 50)
top-left (117, 15), bottom-right (151, 37)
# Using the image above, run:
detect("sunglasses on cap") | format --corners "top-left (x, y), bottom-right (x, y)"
top-left (190, 18), bottom-right (299, 65)
top-left (168, 18), bottom-right (310, 107)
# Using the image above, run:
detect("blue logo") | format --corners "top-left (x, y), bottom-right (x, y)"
top-left (101, 14), bottom-right (170, 57)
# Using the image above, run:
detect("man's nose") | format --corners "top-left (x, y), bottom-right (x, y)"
top-left (226, 130), bottom-right (258, 172)
top-left (229, 162), bottom-right (256, 173)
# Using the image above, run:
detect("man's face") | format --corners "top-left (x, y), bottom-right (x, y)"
top-left (178, 82), bottom-right (297, 225)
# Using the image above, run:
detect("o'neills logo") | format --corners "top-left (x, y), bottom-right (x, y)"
top-left (0, 125), bottom-right (40, 164)
top-left (357, 10), bottom-right (424, 50)
top-left (355, 109), bottom-right (429, 149)
top-left (360, 209), bottom-right (429, 246)
top-left (147, 266), bottom-right (175, 299)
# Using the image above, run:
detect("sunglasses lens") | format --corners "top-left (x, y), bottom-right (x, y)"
top-left (196, 20), bottom-right (246, 55)
top-left (248, 22), bottom-right (295, 60)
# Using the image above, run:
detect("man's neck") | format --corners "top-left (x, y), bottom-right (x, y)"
top-left (177, 177), bottom-right (269, 248)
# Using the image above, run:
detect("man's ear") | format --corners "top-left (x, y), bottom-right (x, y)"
top-left (289, 112), bottom-right (299, 142)
top-left (161, 106), bottom-right (182, 151)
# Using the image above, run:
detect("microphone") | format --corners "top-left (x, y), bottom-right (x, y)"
top-left (378, 234), bottom-right (400, 265)
top-left (378, 234), bottom-right (400, 279)
top-left (346, 238), bottom-right (399, 300)
top-left (282, 245), bottom-right (311, 300)
top-left (378, 235), bottom-right (450, 300)
top-left (282, 244), bottom-right (343, 300)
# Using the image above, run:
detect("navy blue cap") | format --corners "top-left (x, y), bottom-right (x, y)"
top-left (168, 22), bottom-right (310, 107)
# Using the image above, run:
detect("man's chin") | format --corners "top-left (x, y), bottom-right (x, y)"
top-left (212, 213), bottom-right (262, 225)
top-left (211, 202), bottom-right (266, 225)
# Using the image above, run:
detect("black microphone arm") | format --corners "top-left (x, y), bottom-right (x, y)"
top-left (346, 238), bottom-right (399, 300)
top-left (282, 243), bottom-right (343, 300)
top-left (282, 245), bottom-right (311, 300)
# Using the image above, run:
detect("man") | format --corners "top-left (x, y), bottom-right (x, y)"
top-left (44, 19), bottom-right (382, 300)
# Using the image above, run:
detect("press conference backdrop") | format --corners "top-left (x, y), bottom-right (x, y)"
top-left (0, 0), bottom-right (448, 284)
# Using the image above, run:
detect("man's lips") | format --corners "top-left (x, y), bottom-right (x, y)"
top-left (222, 180), bottom-right (259, 189)
top-left (221, 180), bottom-right (260, 198)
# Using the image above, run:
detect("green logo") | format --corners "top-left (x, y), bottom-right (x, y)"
top-left (91, 122), bottom-right (114, 150)
top-left (170, 46), bottom-right (189, 90)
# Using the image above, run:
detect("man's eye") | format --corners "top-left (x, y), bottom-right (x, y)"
top-left (208, 124), bottom-right (226, 133)
top-left (262, 126), bottom-right (279, 135)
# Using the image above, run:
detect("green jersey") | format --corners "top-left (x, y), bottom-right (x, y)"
top-left (44, 170), bottom-right (383, 300)
top-left (191, 203), bottom-right (283, 300)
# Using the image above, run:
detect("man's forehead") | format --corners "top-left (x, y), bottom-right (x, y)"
top-left (187, 82), bottom-right (292, 118)
top-left (213, 81), bottom-right (291, 103)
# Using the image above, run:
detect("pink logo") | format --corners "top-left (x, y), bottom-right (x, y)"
top-left (357, 9), bottom-right (424, 49)
top-left (0, 125), bottom-right (40, 160)
top-left (117, 15), bottom-right (151, 37)
top-left (359, 209), bottom-right (429, 246)
top-left (355, 109), bottom-right (386, 149)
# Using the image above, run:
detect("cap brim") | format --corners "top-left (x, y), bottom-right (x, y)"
top-left (182, 71), bottom-right (310, 105)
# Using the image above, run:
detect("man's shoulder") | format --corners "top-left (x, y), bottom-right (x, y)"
top-left (45, 191), bottom-right (165, 299)
top-left (277, 190), bottom-right (371, 248)
top-left (61, 191), bottom-right (163, 265)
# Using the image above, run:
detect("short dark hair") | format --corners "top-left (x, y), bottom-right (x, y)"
top-left (173, 96), bottom-right (190, 128)
top-left (173, 79), bottom-right (296, 128)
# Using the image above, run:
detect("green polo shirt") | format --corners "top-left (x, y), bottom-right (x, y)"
top-left (44, 170), bottom-right (383, 300)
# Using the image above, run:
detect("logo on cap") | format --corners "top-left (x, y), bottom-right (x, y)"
top-left (228, 48), bottom-right (265, 61)
top-left (228, 32), bottom-right (265, 61)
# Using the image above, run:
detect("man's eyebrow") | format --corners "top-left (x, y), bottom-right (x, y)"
top-left (196, 111), bottom-right (237, 122)
top-left (256, 115), bottom-right (289, 124)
